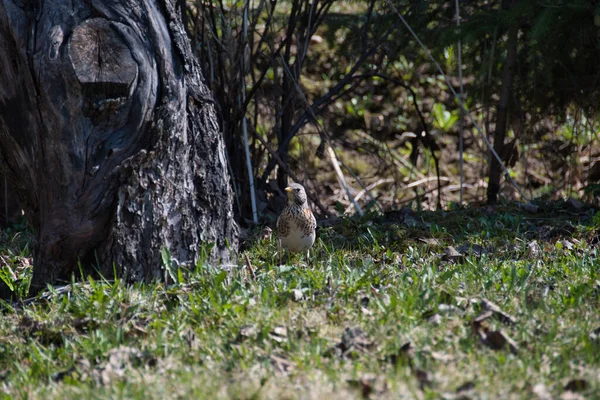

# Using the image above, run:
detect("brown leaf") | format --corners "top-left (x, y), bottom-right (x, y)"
top-left (258, 226), bottom-right (273, 241)
top-left (238, 324), bottom-right (258, 341)
top-left (566, 198), bottom-right (584, 210)
top-left (438, 304), bottom-right (462, 316)
top-left (559, 240), bottom-right (575, 250)
top-left (18, 315), bottom-right (62, 346)
top-left (442, 246), bottom-right (463, 261)
top-left (415, 369), bottom-right (432, 390)
top-left (419, 238), bottom-right (442, 246)
top-left (527, 240), bottom-right (541, 258)
top-left (563, 379), bottom-right (588, 392)
top-left (270, 354), bottom-right (295, 375)
top-left (339, 327), bottom-right (374, 357)
top-left (456, 243), bottom-right (488, 256)
top-left (427, 313), bottom-right (442, 325)
top-left (456, 381), bottom-right (475, 393)
top-left (521, 202), bottom-right (540, 213)
top-left (481, 299), bottom-right (517, 326)
top-left (483, 330), bottom-right (507, 350)
top-left (473, 310), bottom-right (494, 325)
top-left (347, 374), bottom-right (387, 398)
top-left (269, 326), bottom-right (288, 343)
top-left (481, 330), bottom-right (519, 354)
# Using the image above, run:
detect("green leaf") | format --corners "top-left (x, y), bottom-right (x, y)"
top-left (161, 247), bottom-right (172, 267)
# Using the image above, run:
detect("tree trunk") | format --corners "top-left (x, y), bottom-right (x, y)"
top-left (0, 174), bottom-right (21, 227)
top-left (487, 1), bottom-right (519, 204)
top-left (0, 0), bottom-right (238, 297)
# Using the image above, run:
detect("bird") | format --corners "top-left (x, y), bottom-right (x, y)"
top-left (276, 183), bottom-right (317, 259)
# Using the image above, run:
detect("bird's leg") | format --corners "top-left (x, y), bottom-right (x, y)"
top-left (277, 240), bottom-right (283, 266)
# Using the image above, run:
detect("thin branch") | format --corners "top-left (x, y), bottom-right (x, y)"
top-left (455, 0), bottom-right (465, 205)
top-left (241, 0), bottom-right (258, 223)
top-left (249, 126), bottom-right (331, 216)
top-left (343, 178), bottom-right (392, 214)
top-left (358, 72), bottom-right (443, 208)
top-left (327, 145), bottom-right (363, 216)
top-left (385, 0), bottom-right (531, 204)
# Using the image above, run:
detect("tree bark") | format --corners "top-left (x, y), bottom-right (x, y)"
top-left (0, 0), bottom-right (238, 297)
top-left (0, 174), bottom-right (21, 227)
top-left (487, 1), bottom-right (519, 204)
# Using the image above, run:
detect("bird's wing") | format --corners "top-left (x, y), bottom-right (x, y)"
top-left (277, 209), bottom-right (291, 236)
top-left (303, 208), bottom-right (317, 231)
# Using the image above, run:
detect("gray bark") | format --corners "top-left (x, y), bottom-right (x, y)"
top-left (0, 0), bottom-right (238, 297)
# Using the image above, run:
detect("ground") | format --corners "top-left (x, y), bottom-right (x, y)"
top-left (0, 201), bottom-right (599, 398)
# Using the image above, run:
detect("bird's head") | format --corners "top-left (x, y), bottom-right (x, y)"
top-left (285, 183), bottom-right (308, 207)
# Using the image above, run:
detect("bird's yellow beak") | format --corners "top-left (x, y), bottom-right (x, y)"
top-left (285, 187), bottom-right (292, 193)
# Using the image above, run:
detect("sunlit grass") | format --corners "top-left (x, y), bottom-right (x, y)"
top-left (0, 204), bottom-right (599, 398)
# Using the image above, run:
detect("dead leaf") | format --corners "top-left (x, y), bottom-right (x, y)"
top-left (563, 379), bottom-right (588, 392)
top-left (473, 310), bottom-right (494, 325)
top-left (238, 324), bottom-right (258, 341)
top-left (243, 253), bottom-right (256, 280)
top-left (456, 381), bottom-right (475, 394)
top-left (347, 373), bottom-right (387, 398)
top-left (292, 289), bottom-right (303, 302)
top-left (521, 202), bottom-right (540, 213)
top-left (527, 240), bottom-right (541, 258)
top-left (438, 304), bottom-right (462, 316)
top-left (427, 313), bottom-right (442, 325)
top-left (442, 246), bottom-right (463, 261)
top-left (481, 299), bottom-right (517, 326)
top-left (317, 216), bottom-right (342, 228)
top-left (566, 198), bottom-right (584, 210)
top-left (339, 326), bottom-right (374, 357)
top-left (360, 296), bottom-right (370, 307)
top-left (259, 226), bottom-right (273, 241)
top-left (480, 329), bottom-right (519, 354)
top-left (559, 240), bottom-right (575, 250)
top-left (419, 238), bottom-right (442, 246)
top-left (270, 354), bottom-right (295, 375)
top-left (18, 315), bottom-right (62, 346)
top-left (269, 326), bottom-right (288, 343)
top-left (456, 243), bottom-right (488, 256)
top-left (415, 369), bottom-right (432, 390)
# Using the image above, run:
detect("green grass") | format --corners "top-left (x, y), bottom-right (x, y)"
top-left (1, 204), bottom-right (599, 399)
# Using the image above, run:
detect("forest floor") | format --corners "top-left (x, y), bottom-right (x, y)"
top-left (1, 201), bottom-right (599, 399)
